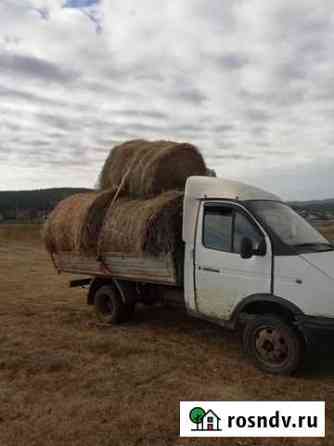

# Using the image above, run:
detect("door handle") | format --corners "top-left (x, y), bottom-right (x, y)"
top-left (198, 266), bottom-right (220, 273)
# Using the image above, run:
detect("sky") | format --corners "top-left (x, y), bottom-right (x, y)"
top-left (1, 0), bottom-right (334, 200)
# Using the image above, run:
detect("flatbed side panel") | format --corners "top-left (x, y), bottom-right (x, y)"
top-left (54, 252), bottom-right (177, 286)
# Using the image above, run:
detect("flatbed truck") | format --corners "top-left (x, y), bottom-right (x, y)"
top-left (53, 176), bottom-right (334, 374)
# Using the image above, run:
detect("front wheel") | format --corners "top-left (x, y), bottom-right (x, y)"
top-left (243, 314), bottom-right (304, 375)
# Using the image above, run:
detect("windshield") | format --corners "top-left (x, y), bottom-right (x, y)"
top-left (247, 201), bottom-right (332, 252)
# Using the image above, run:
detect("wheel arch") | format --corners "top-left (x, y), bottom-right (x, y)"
top-left (87, 278), bottom-right (137, 305)
top-left (232, 294), bottom-right (304, 324)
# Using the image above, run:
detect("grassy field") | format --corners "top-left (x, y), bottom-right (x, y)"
top-left (0, 223), bottom-right (43, 242)
top-left (1, 224), bottom-right (334, 445)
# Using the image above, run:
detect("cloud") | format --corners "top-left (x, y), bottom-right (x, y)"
top-left (63, 0), bottom-right (102, 32)
top-left (64, 0), bottom-right (99, 7)
top-left (0, 51), bottom-right (79, 83)
top-left (117, 109), bottom-right (167, 120)
top-left (0, 85), bottom-right (66, 107)
top-left (0, 0), bottom-right (334, 199)
top-left (241, 156), bottom-right (334, 201)
top-left (210, 154), bottom-right (257, 161)
top-left (174, 86), bottom-right (207, 105)
top-left (245, 108), bottom-right (272, 123)
top-left (33, 7), bottom-right (50, 20)
top-left (217, 53), bottom-right (249, 70)
top-left (36, 113), bottom-right (81, 131)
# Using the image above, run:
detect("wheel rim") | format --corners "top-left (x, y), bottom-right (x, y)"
top-left (254, 325), bottom-right (290, 367)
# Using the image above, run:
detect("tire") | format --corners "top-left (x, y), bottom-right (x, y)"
top-left (139, 284), bottom-right (159, 306)
top-left (122, 302), bottom-right (135, 321)
top-left (114, 281), bottom-right (136, 322)
top-left (94, 285), bottom-right (125, 325)
top-left (243, 314), bottom-right (304, 375)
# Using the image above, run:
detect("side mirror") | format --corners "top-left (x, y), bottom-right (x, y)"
top-left (240, 237), bottom-right (254, 259)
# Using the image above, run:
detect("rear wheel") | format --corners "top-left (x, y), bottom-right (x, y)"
top-left (243, 314), bottom-right (304, 375)
top-left (94, 285), bottom-right (127, 324)
top-left (123, 302), bottom-right (135, 320)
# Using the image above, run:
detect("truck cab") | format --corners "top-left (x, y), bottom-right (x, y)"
top-left (183, 176), bottom-right (334, 374)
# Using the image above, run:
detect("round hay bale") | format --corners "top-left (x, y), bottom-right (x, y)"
top-left (98, 140), bottom-right (207, 198)
top-left (98, 190), bottom-right (184, 256)
top-left (98, 139), bottom-right (147, 192)
top-left (43, 190), bottom-right (117, 255)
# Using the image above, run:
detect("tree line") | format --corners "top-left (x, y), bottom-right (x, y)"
top-left (0, 188), bottom-right (92, 220)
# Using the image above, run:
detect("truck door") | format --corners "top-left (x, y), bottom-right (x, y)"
top-left (194, 202), bottom-right (272, 320)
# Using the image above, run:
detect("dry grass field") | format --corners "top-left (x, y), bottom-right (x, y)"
top-left (319, 222), bottom-right (334, 243)
top-left (1, 224), bottom-right (334, 446)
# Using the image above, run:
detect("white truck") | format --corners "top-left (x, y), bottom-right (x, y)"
top-left (54, 176), bottom-right (334, 375)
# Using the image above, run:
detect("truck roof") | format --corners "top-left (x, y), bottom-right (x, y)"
top-left (182, 176), bottom-right (281, 245)
top-left (185, 176), bottom-right (281, 202)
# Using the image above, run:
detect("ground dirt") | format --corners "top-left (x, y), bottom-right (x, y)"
top-left (0, 225), bottom-right (334, 446)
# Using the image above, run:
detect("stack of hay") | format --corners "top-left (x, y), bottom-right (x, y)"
top-left (43, 140), bottom-right (207, 257)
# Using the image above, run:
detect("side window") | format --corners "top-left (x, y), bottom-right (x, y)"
top-left (234, 212), bottom-right (263, 253)
top-left (203, 207), bottom-right (233, 252)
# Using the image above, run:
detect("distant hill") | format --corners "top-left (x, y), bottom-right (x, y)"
top-left (290, 199), bottom-right (334, 221)
top-left (0, 188), bottom-right (93, 220)
top-left (291, 199), bottom-right (334, 213)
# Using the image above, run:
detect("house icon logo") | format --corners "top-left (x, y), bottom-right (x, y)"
top-left (189, 407), bottom-right (222, 431)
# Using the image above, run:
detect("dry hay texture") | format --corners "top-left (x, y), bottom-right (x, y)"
top-left (43, 190), bottom-right (117, 255)
top-left (98, 139), bottom-right (207, 198)
top-left (99, 190), bottom-right (184, 256)
top-left (44, 140), bottom-right (206, 258)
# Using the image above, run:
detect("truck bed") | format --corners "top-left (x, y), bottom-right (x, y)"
top-left (53, 251), bottom-right (179, 286)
